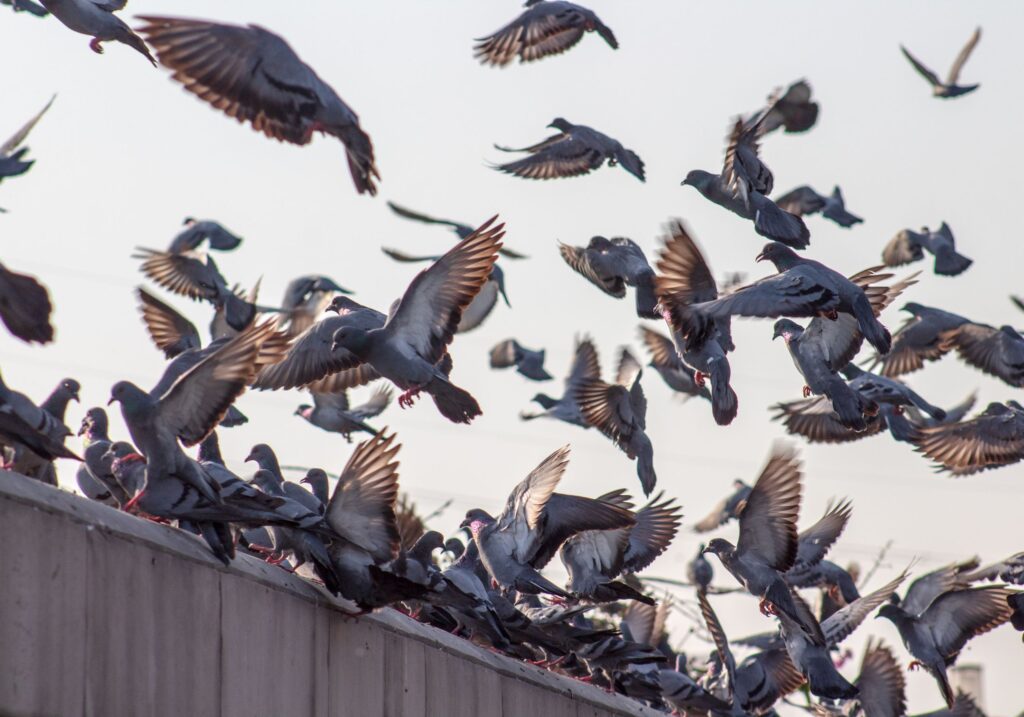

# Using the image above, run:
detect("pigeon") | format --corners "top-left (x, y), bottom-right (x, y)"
top-left (294, 386), bottom-right (392, 442)
top-left (38, 0), bottom-right (154, 64)
top-left (474, 1), bottom-right (616, 67)
top-left (877, 583), bottom-right (1012, 708)
top-left (870, 302), bottom-right (970, 377)
top-left (901, 28), bottom-right (981, 98)
top-left (560, 491), bottom-right (681, 603)
top-left (574, 348), bottom-right (658, 495)
top-left (914, 400), bottom-right (1024, 475)
top-left (839, 364), bottom-right (946, 420)
top-left (653, 220), bottom-right (738, 425)
top-left (0, 94), bottom-right (54, 200)
top-left (108, 319), bottom-right (284, 505)
top-left (2, 0), bottom-right (48, 16)
top-left (168, 218), bottom-right (243, 254)
top-left (461, 445), bottom-right (635, 597)
top-left (520, 335), bottom-right (600, 427)
top-left (558, 236), bottom-right (658, 318)
top-left (775, 588), bottom-right (858, 699)
top-left (839, 640), bottom-right (908, 717)
top-left (279, 276), bottom-right (353, 338)
top-left (636, 326), bottom-right (711, 402)
top-left (687, 544), bottom-right (713, 591)
top-left (882, 223), bottom-right (973, 276)
top-left (0, 369), bottom-right (80, 467)
top-left (759, 79), bottom-right (819, 134)
top-left (658, 660), bottom-right (732, 715)
top-left (380, 249), bottom-right (510, 334)
top-left (961, 552), bottom-right (1024, 586)
top-left (681, 111), bottom-right (810, 248)
top-left (489, 339), bottom-right (552, 381)
top-left (1009, 593), bottom-right (1024, 638)
top-left (701, 444), bottom-right (826, 644)
top-left (386, 202), bottom-right (528, 259)
top-left (6, 374), bottom-right (75, 484)
top-left (692, 479), bottom-right (751, 533)
top-left (137, 15), bottom-right (379, 195)
top-left (783, 500), bottom-right (852, 585)
top-left (493, 118), bottom-right (644, 182)
top-left (329, 217), bottom-right (504, 424)
top-left (939, 322), bottom-right (1024, 387)
top-left (774, 186), bottom-right (863, 228)
top-left (244, 443), bottom-right (322, 514)
top-left (76, 407), bottom-right (132, 507)
top-left (0, 261), bottom-right (54, 344)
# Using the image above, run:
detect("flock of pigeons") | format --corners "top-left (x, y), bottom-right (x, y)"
top-left (2, 1), bottom-right (1022, 715)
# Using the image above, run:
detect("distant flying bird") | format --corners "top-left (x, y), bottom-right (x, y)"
top-left (168, 218), bottom-right (243, 254)
top-left (0, 95), bottom-right (55, 208)
top-left (279, 275), bottom-right (352, 338)
top-left (386, 202), bottom-right (529, 259)
top-left (759, 79), bottom-right (819, 134)
top-left (559, 236), bottom-right (658, 318)
top-left (493, 118), bottom-right (644, 182)
top-left (474, 1), bottom-right (617, 67)
top-left (520, 335), bottom-right (600, 427)
top-left (775, 186), bottom-right (863, 228)
top-left (0, 261), bottom-right (54, 344)
top-left (39, 0), bottom-right (155, 64)
top-left (901, 28), bottom-right (982, 99)
top-left (137, 16), bottom-right (379, 195)
top-left (915, 400), bottom-right (1024, 476)
top-left (692, 479), bottom-right (751, 533)
top-left (489, 339), bottom-right (552, 381)
top-left (294, 386), bottom-right (391, 442)
top-left (882, 223), bottom-right (972, 277)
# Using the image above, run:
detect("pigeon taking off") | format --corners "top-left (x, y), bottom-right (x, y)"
top-left (474, 1), bottom-right (617, 67)
top-left (137, 16), bottom-right (379, 195)
top-left (901, 27), bottom-right (982, 98)
top-left (489, 339), bottom-right (552, 381)
top-left (559, 236), bottom-right (658, 318)
top-left (493, 118), bottom-right (644, 182)
top-left (40, 0), bottom-right (155, 65)
top-left (775, 186), bottom-right (863, 228)
top-left (882, 223), bottom-right (972, 276)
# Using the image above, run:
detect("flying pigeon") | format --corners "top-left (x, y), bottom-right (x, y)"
top-left (489, 339), bottom-right (552, 381)
top-left (939, 322), bottom-right (1024, 387)
top-left (882, 223), bottom-right (972, 276)
top-left (839, 364), bottom-right (946, 419)
top-left (493, 118), bottom-right (644, 182)
top-left (0, 95), bottom-right (55, 212)
top-left (279, 275), bottom-right (352, 338)
top-left (682, 110), bottom-right (810, 248)
top-left (520, 335), bottom-right (600, 427)
top-left (39, 0), bottom-right (154, 64)
top-left (329, 217), bottom-right (504, 423)
top-left (0, 261), bottom-right (54, 344)
top-left (636, 326), bottom-right (710, 403)
top-left (474, 1), bottom-right (617, 67)
top-left (559, 236), bottom-right (658, 318)
top-left (901, 28), bottom-right (982, 98)
top-left (870, 302), bottom-right (969, 377)
top-left (461, 445), bottom-right (634, 597)
top-left (137, 15), bottom-right (379, 195)
top-left (687, 544), bottom-right (713, 591)
top-left (168, 218), bottom-right (243, 254)
top-left (775, 185), bottom-right (863, 228)
top-left (2, 0), bottom-right (48, 16)
top-left (692, 479), bottom-right (751, 533)
top-left (775, 588), bottom-right (858, 699)
top-left (294, 386), bottom-right (392, 442)
top-left (914, 400), bottom-right (1024, 475)
top-left (386, 201), bottom-right (528, 259)
top-left (759, 79), bottom-right (819, 134)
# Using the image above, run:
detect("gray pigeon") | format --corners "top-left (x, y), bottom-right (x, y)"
top-left (280, 275), bottom-right (353, 338)
top-left (687, 544), bottom-right (713, 590)
top-left (681, 111), bottom-right (809, 248)
top-left (168, 217), bottom-right (243, 254)
top-left (386, 201), bottom-right (529, 258)
top-left (783, 500), bottom-right (852, 586)
top-left (637, 326), bottom-right (711, 402)
top-left (108, 319), bottom-right (285, 505)
top-left (774, 588), bottom-right (858, 699)
top-left (137, 16), bottom-right (378, 194)
top-left (882, 223), bottom-right (972, 276)
top-left (76, 407), bottom-right (131, 506)
top-left (2, 0), bottom-right (49, 16)
top-left (520, 335), bottom-right (600, 427)
top-left (39, 0), bottom-right (155, 64)
top-left (330, 218), bottom-right (504, 423)
top-left (775, 185), bottom-right (863, 227)
top-left (474, 1), bottom-right (617, 66)
top-left (702, 444), bottom-right (826, 644)
top-left (559, 236), bottom-right (658, 318)
top-left (839, 364), bottom-right (946, 419)
top-left (901, 28), bottom-right (981, 98)
top-left (11, 377), bottom-right (80, 484)
top-left (692, 479), bottom-right (751, 533)
top-left (939, 321), bottom-right (1024, 387)
top-left (460, 445), bottom-right (634, 597)
top-left (759, 79), bottom-right (819, 134)
top-left (915, 400), bottom-right (1024, 475)
top-left (298, 468), bottom-right (330, 506)
top-left (870, 302), bottom-right (969, 377)
top-left (294, 385), bottom-right (392, 442)
top-left (654, 220), bottom-right (739, 425)
top-left (877, 583), bottom-right (1011, 708)
top-left (489, 339), bottom-right (552, 381)
top-left (244, 443), bottom-right (322, 515)
top-left (0, 369), bottom-right (79, 468)
top-left (574, 348), bottom-right (657, 495)
top-left (493, 118), bottom-right (644, 182)
top-left (0, 95), bottom-right (54, 200)
top-left (0, 262), bottom-right (54, 344)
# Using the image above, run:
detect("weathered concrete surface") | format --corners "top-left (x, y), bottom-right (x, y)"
top-left (0, 471), bottom-right (658, 717)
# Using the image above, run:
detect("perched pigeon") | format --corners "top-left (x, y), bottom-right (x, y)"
top-left (877, 583), bottom-right (1012, 708)
top-left (168, 217), bottom-right (243, 254)
top-left (574, 348), bottom-right (657, 495)
top-left (682, 111), bottom-right (810, 248)
top-left (915, 400), bottom-right (1024, 475)
top-left (0, 261), bottom-right (54, 344)
top-left (279, 275), bottom-right (352, 338)
top-left (759, 79), bottom-right (819, 134)
top-left (493, 118), bottom-right (644, 182)
top-left (687, 544), bottom-right (713, 591)
top-left (489, 339), bottom-right (552, 381)
top-left (76, 407), bottom-right (131, 506)
top-left (775, 186), bottom-right (863, 228)
top-left (329, 217), bottom-right (504, 424)
top-left (882, 223), bottom-right (972, 276)
top-left (0, 369), bottom-right (79, 466)
top-left (520, 335), bottom-right (600, 427)
top-left (692, 479), bottom-right (751, 533)
top-left (294, 386), bottom-right (391, 442)
top-left (137, 16), bottom-right (379, 195)
top-left (461, 445), bottom-right (634, 597)
top-left (2, 0), bottom-right (48, 16)
top-left (474, 1), bottom-right (617, 66)
top-left (901, 28), bottom-right (981, 98)
top-left (636, 326), bottom-right (710, 402)
top-left (559, 236), bottom-right (658, 318)
top-left (39, 0), bottom-right (154, 64)
top-left (702, 444), bottom-right (826, 644)
top-left (560, 491), bottom-right (681, 603)
top-left (939, 322), bottom-right (1024, 387)
top-left (870, 302), bottom-right (969, 377)
top-left (654, 220), bottom-right (738, 425)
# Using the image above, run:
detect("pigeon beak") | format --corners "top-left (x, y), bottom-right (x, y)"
top-left (324, 305), bottom-right (338, 314)
top-left (755, 252), bottom-right (767, 263)
top-left (499, 286), bottom-right (511, 308)
top-left (680, 178), bottom-right (690, 187)
top-left (244, 450), bottom-right (256, 463)
top-left (76, 423), bottom-right (88, 437)
top-left (299, 477), bottom-right (310, 486)
top-left (106, 396), bottom-right (116, 406)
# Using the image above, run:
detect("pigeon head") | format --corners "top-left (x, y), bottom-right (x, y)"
top-left (755, 242), bottom-right (801, 270)
top-left (696, 543), bottom-right (706, 555)
top-left (772, 319), bottom-right (804, 343)
top-left (108, 381), bottom-right (150, 411)
top-left (680, 169), bottom-right (715, 190)
top-left (245, 443), bottom-right (280, 472)
top-left (183, 216), bottom-right (196, 226)
top-left (703, 538), bottom-right (735, 557)
top-left (324, 295), bottom-right (362, 315)
top-left (299, 468), bottom-right (330, 498)
top-left (57, 378), bottom-right (81, 402)
top-left (249, 468), bottom-right (284, 495)
top-left (331, 326), bottom-right (371, 356)
top-left (875, 602), bottom-right (905, 623)
top-left (294, 404), bottom-right (313, 417)
top-left (443, 537), bottom-right (465, 559)
top-left (548, 117), bottom-right (572, 132)
top-left (531, 393), bottom-right (559, 410)
top-left (901, 302), bottom-right (926, 315)
top-left (460, 508), bottom-right (496, 536)
top-left (78, 406), bottom-right (108, 437)
top-left (410, 530), bottom-right (445, 561)
top-left (490, 264), bottom-right (510, 307)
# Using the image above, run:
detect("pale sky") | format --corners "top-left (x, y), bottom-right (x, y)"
top-left (2, 1), bottom-right (1022, 713)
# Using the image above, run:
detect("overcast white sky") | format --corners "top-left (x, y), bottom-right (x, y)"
top-left (2, 1), bottom-right (1022, 712)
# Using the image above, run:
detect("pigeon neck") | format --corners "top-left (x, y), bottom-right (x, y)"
top-left (41, 390), bottom-right (73, 422)
top-left (198, 433), bottom-right (224, 464)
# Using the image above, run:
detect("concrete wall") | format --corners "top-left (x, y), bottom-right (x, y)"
top-left (0, 471), bottom-right (658, 717)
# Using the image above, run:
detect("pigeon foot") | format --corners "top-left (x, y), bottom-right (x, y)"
top-left (907, 660), bottom-right (923, 672)
top-left (122, 491), bottom-right (144, 513)
top-left (894, 405), bottom-right (904, 415)
top-left (398, 387), bottom-right (422, 409)
top-left (758, 597), bottom-right (777, 617)
top-left (802, 385), bottom-right (812, 398)
top-left (693, 371), bottom-right (706, 388)
top-left (89, 38), bottom-right (104, 54)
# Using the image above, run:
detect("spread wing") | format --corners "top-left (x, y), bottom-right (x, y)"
top-left (901, 559), bottom-right (980, 616)
top-left (823, 571), bottom-right (908, 646)
top-left (474, 4), bottom-right (614, 66)
top-left (559, 242), bottom-right (625, 297)
top-left (921, 585), bottom-right (1012, 659)
top-left (565, 336), bottom-right (601, 391)
top-left (621, 492), bottom-right (681, 574)
top-left (942, 323), bottom-right (1024, 387)
top-left (495, 133), bottom-right (604, 180)
top-left (947, 27), bottom-right (981, 84)
top-left (792, 500), bottom-right (852, 573)
top-left (1, 94), bottom-right (54, 156)
top-left (137, 286), bottom-right (201, 357)
top-left (900, 46), bottom-right (941, 86)
top-left (914, 402), bottom-right (1024, 476)
top-left (772, 395), bottom-right (884, 444)
top-left (775, 186), bottom-right (825, 217)
top-left (736, 444), bottom-right (802, 571)
top-left (854, 641), bottom-right (907, 717)
top-left (882, 230), bottom-right (925, 267)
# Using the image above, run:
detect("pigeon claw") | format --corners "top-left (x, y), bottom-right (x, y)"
top-left (693, 371), bottom-right (706, 388)
top-left (122, 492), bottom-right (144, 513)
top-left (398, 387), bottom-right (422, 409)
top-left (89, 37), bottom-right (104, 55)
top-left (907, 660), bottom-right (923, 672)
top-left (758, 597), bottom-right (777, 617)
top-left (802, 385), bottom-right (812, 398)
top-left (894, 405), bottom-right (905, 415)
